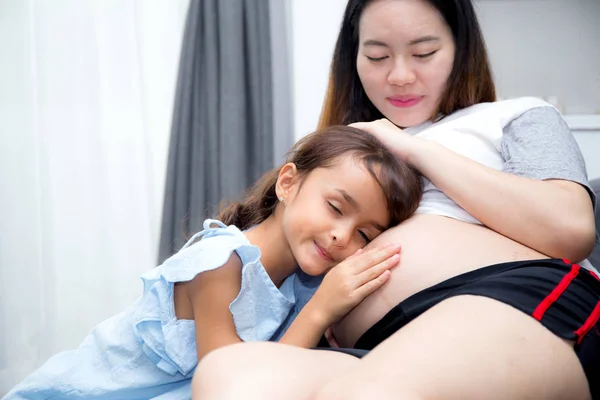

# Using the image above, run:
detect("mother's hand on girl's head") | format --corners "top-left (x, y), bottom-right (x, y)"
top-left (349, 119), bottom-right (425, 165)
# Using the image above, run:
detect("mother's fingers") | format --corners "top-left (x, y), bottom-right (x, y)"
top-left (350, 119), bottom-right (397, 129)
top-left (348, 121), bottom-right (376, 135)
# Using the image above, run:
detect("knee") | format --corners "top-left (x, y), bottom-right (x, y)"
top-left (192, 343), bottom-right (251, 399)
top-left (192, 342), bottom-right (280, 399)
top-left (311, 380), bottom-right (424, 400)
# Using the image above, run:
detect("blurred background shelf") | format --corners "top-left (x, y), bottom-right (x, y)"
top-left (564, 115), bottom-right (600, 131)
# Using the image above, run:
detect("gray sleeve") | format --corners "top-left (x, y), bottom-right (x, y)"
top-left (501, 106), bottom-right (596, 209)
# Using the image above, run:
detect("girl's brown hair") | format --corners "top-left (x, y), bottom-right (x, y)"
top-left (318, 0), bottom-right (496, 128)
top-left (218, 126), bottom-right (422, 230)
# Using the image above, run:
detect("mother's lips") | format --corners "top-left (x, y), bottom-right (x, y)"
top-left (387, 95), bottom-right (423, 108)
top-left (388, 94), bottom-right (422, 101)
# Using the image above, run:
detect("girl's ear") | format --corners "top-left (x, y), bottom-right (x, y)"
top-left (275, 163), bottom-right (299, 202)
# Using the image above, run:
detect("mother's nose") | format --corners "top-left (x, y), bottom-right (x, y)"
top-left (388, 58), bottom-right (416, 86)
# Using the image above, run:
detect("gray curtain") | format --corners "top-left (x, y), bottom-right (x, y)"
top-left (269, 0), bottom-right (295, 165)
top-left (158, 0), bottom-right (277, 263)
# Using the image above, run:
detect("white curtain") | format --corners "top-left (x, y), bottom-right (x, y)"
top-left (0, 0), bottom-right (190, 393)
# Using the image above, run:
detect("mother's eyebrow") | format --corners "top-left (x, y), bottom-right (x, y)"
top-left (363, 36), bottom-right (440, 47)
top-left (363, 39), bottom-right (389, 47)
top-left (409, 35), bottom-right (440, 45)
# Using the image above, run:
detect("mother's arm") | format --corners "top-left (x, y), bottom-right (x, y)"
top-left (355, 108), bottom-right (596, 262)
top-left (415, 140), bottom-right (594, 262)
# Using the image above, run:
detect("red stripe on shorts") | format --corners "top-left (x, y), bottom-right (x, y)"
top-left (532, 263), bottom-right (580, 321)
top-left (574, 301), bottom-right (600, 344)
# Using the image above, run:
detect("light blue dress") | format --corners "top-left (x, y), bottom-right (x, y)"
top-left (3, 220), bottom-right (322, 400)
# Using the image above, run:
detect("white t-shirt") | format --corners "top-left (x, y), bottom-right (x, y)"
top-left (405, 97), bottom-right (597, 272)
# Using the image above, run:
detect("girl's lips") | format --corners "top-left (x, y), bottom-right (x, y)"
top-left (387, 96), bottom-right (423, 108)
top-left (314, 242), bottom-right (333, 261)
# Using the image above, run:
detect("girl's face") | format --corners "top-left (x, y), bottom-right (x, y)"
top-left (277, 155), bottom-right (390, 276)
top-left (356, 0), bottom-right (456, 127)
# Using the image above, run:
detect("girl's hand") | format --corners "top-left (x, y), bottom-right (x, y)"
top-left (310, 243), bottom-right (401, 327)
top-left (350, 119), bottom-right (424, 165)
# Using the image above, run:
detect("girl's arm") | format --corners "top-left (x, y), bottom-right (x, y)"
top-left (184, 254), bottom-right (243, 361)
top-left (353, 111), bottom-right (596, 263)
top-left (185, 244), bottom-right (399, 358)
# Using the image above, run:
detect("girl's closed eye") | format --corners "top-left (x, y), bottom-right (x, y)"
top-left (328, 202), bottom-right (343, 216)
top-left (358, 230), bottom-right (370, 244)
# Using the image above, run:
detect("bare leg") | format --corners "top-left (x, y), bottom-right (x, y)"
top-left (192, 342), bottom-right (358, 400)
top-left (192, 296), bottom-right (591, 399)
top-left (314, 295), bottom-right (591, 400)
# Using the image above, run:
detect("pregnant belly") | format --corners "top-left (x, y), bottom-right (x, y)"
top-left (331, 214), bottom-right (548, 348)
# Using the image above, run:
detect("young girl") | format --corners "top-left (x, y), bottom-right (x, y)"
top-left (4, 125), bottom-right (422, 399)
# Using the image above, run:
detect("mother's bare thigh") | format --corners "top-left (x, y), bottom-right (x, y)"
top-left (317, 295), bottom-right (591, 400)
top-left (192, 342), bottom-right (359, 400)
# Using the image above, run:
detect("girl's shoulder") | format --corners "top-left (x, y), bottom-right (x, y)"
top-left (145, 219), bottom-right (261, 286)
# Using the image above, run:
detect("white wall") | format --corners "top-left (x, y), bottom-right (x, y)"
top-left (475, 0), bottom-right (600, 115)
top-left (475, 0), bottom-right (600, 179)
top-left (290, 0), bottom-right (347, 140)
top-left (574, 131), bottom-right (600, 180)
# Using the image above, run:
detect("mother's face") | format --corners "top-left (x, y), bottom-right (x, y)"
top-left (356, 0), bottom-right (456, 128)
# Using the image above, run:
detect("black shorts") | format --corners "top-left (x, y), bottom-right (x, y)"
top-left (318, 259), bottom-right (600, 398)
